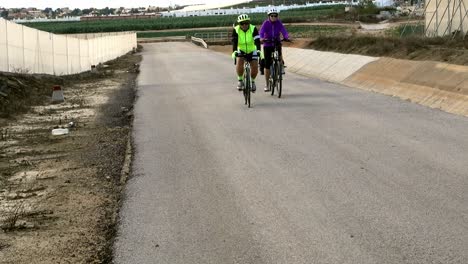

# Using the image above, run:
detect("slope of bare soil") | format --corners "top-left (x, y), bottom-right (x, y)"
top-left (308, 35), bottom-right (468, 66)
top-left (0, 51), bottom-right (141, 263)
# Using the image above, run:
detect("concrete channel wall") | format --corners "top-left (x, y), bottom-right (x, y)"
top-left (283, 47), bottom-right (468, 117)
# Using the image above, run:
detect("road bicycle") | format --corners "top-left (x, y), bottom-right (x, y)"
top-left (234, 52), bottom-right (259, 108)
top-left (264, 39), bottom-right (288, 98)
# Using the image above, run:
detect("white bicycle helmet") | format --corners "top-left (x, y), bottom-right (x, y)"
top-left (267, 8), bottom-right (279, 15)
top-left (237, 14), bottom-right (250, 23)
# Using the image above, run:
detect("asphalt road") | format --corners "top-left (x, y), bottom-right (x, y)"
top-left (113, 42), bottom-right (468, 264)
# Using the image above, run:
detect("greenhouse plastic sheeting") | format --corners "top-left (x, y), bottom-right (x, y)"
top-left (23, 26), bottom-right (40, 73)
top-left (67, 36), bottom-right (81, 74)
top-left (426, 0), bottom-right (468, 37)
top-left (6, 20), bottom-right (24, 73)
top-left (0, 19), bottom-right (7, 72)
top-left (0, 18), bottom-right (137, 75)
top-left (37, 30), bottom-right (55, 74)
top-left (80, 38), bottom-right (91, 71)
top-left (53, 34), bottom-right (68, 75)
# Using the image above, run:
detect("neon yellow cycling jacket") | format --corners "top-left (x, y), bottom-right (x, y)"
top-left (233, 24), bottom-right (260, 54)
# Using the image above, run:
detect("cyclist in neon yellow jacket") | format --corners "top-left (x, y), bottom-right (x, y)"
top-left (231, 14), bottom-right (261, 92)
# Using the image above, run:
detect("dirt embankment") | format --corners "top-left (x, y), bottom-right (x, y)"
top-left (0, 51), bottom-right (141, 263)
top-left (210, 37), bottom-right (468, 117)
top-left (308, 35), bottom-right (468, 66)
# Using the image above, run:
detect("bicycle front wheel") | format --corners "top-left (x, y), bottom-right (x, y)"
top-left (247, 86), bottom-right (251, 108)
top-left (245, 81), bottom-right (251, 108)
top-left (278, 64), bottom-right (283, 98)
top-left (270, 64), bottom-right (276, 96)
top-left (244, 67), bottom-right (251, 108)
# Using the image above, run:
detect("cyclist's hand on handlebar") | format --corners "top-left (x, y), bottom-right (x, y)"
top-left (257, 50), bottom-right (264, 59)
top-left (231, 51), bottom-right (237, 59)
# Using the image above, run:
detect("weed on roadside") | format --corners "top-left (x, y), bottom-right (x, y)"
top-left (0, 240), bottom-right (9, 250)
top-left (1, 128), bottom-right (8, 141)
top-left (1, 200), bottom-right (26, 231)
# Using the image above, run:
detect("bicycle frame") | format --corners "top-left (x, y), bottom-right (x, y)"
top-left (267, 39), bottom-right (283, 98)
top-left (235, 53), bottom-right (259, 108)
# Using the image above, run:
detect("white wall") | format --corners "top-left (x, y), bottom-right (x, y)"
top-left (373, 0), bottom-right (394, 7)
top-left (14, 16), bottom-right (81, 24)
top-left (0, 18), bottom-right (137, 75)
top-left (161, 2), bottom-right (352, 17)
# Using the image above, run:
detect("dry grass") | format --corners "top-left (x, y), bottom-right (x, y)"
top-left (309, 35), bottom-right (468, 65)
top-left (1, 201), bottom-right (26, 231)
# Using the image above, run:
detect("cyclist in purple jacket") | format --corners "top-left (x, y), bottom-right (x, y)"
top-left (259, 8), bottom-right (290, 92)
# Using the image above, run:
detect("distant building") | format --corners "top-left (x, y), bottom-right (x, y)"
top-left (8, 9), bottom-right (28, 19)
top-left (28, 10), bottom-right (44, 18)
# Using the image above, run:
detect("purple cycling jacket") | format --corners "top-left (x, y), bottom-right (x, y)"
top-left (259, 19), bottom-right (289, 47)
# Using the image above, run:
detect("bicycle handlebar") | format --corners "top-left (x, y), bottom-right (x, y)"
top-left (262, 38), bottom-right (291, 44)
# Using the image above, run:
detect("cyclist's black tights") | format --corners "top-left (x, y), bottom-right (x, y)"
top-left (263, 45), bottom-right (283, 68)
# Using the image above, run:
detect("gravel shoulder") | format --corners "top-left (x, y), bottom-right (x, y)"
top-left (0, 51), bottom-right (141, 263)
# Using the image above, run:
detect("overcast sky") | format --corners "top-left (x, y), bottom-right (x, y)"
top-left (0, 0), bottom-right (248, 9)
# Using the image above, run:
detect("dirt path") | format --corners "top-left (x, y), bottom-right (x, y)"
top-left (0, 52), bottom-right (141, 263)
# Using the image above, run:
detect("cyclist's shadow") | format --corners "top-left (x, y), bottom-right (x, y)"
top-left (274, 92), bottom-right (338, 99)
top-left (253, 91), bottom-right (337, 107)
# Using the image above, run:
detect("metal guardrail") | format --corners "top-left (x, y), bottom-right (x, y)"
top-left (138, 36), bottom-right (189, 43)
top-left (194, 32), bottom-right (230, 42)
top-left (138, 32), bottom-right (227, 48)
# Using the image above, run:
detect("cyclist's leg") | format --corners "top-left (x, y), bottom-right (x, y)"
top-left (236, 57), bottom-right (245, 89)
top-left (263, 47), bottom-right (274, 91)
top-left (279, 45), bottom-right (285, 74)
top-left (236, 57), bottom-right (245, 78)
top-left (259, 45), bottom-right (265, 75)
top-left (246, 53), bottom-right (258, 92)
top-left (249, 59), bottom-right (258, 79)
top-left (251, 60), bottom-right (258, 92)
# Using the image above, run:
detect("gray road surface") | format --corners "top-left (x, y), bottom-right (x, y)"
top-left (114, 42), bottom-right (468, 264)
